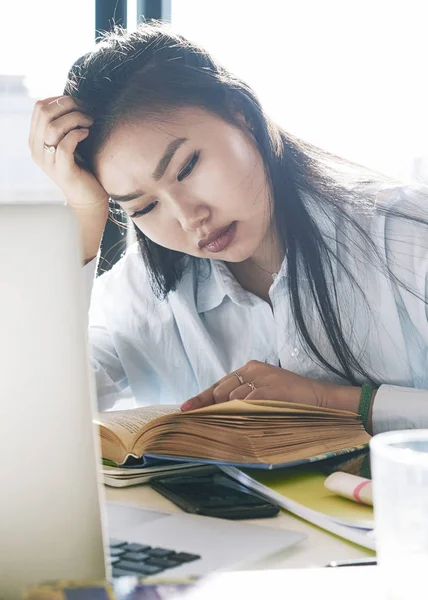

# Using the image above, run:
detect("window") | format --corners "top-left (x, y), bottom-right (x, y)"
top-left (0, 0), bottom-right (95, 203)
top-left (171, 0), bottom-right (428, 181)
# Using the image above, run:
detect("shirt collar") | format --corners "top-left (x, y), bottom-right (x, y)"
top-left (195, 260), bottom-right (227, 313)
top-left (195, 257), bottom-right (288, 314)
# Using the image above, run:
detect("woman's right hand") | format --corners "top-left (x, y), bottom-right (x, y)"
top-left (29, 95), bottom-right (109, 261)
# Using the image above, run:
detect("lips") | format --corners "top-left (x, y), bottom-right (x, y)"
top-left (198, 222), bottom-right (237, 254)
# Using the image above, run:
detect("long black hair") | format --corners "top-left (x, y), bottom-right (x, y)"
top-left (65, 22), bottom-right (428, 386)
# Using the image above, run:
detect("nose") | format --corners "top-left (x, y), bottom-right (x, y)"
top-left (172, 196), bottom-right (211, 232)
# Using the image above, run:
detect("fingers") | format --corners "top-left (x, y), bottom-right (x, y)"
top-left (181, 383), bottom-right (218, 412)
top-left (245, 386), bottom-right (273, 401)
top-left (229, 382), bottom-right (257, 400)
top-left (212, 377), bottom-right (241, 403)
top-left (181, 373), bottom-right (251, 411)
top-left (181, 361), bottom-right (268, 412)
top-left (182, 371), bottom-right (249, 411)
top-left (30, 95), bottom-right (90, 165)
top-left (29, 96), bottom-right (61, 147)
top-left (43, 111), bottom-right (93, 147)
top-left (182, 378), bottom-right (258, 411)
top-left (54, 128), bottom-right (90, 178)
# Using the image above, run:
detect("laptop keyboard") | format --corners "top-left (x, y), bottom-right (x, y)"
top-left (109, 539), bottom-right (201, 578)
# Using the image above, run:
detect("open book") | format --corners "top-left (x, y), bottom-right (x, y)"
top-left (94, 399), bottom-right (370, 469)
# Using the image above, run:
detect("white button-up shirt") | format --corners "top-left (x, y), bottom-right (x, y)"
top-left (84, 184), bottom-right (428, 434)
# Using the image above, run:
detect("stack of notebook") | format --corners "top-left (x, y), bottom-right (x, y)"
top-left (102, 462), bottom-right (209, 487)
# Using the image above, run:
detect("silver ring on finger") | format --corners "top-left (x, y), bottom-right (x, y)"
top-left (233, 372), bottom-right (244, 385)
top-left (43, 142), bottom-right (56, 154)
top-left (247, 381), bottom-right (256, 392)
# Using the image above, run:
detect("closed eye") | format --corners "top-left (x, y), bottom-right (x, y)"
top-left (130, 201), bottom-right (158, 219)
top-left (177, 151), bottom-right (200, 182)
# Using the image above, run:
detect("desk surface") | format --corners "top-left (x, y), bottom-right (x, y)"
top-left (104, 482), bottom-right (373, 570)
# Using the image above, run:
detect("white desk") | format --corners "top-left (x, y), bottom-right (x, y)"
top-left (104, 483), bottom-right (373, 570)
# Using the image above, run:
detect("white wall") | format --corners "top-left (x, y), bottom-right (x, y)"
top-left (0, 76), bottom-right (62, 204)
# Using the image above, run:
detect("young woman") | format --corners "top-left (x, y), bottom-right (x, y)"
top-left (30, 23), bottom-right (428, 435)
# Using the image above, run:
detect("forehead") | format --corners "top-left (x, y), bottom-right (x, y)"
top-left (94, 108), bottom-right (222, 187)
top-left (93, 107), bottom-right (234, 193)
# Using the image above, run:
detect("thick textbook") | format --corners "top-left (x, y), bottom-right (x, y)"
top-left (95, 399), bottom-right (370, 468)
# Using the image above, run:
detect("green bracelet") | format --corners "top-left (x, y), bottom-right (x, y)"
top-left (358, 384), bottom-right (376, 431)
top-left (361, 453), bottom-right (371, 479)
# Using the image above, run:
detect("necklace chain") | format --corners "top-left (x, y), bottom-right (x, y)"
top-left (249, 260), bottom-right (278, 280)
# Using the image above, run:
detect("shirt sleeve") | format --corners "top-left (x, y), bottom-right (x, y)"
top-left (372, 385), bottom-right (428, 434)
top-left (82, 255), bottom-right (131, 412)
top-left (371, 184), bottom-right (428, 434)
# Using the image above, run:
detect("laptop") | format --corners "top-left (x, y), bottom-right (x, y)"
top-left (0, 204), bottom-right (305, 598)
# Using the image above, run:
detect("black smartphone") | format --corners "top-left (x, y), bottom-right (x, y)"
top-left (150, 468), bottom-right (280, 520)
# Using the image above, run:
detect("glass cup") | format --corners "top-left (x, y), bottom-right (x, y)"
top-left (370, 430), bottom-right (428, 599)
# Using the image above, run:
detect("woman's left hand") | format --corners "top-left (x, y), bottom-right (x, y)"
top-left (180, 360), bottom-right (361, 413)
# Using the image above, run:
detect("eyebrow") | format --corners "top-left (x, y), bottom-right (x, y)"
top-left (109, 137), bottom-right (188, 203)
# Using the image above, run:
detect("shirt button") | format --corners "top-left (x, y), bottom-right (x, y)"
top-left (291, 347), bottom-right (300, 358)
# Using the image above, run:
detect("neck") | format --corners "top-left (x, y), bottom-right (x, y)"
top-left (247, 224), bottom-right (284, 276)
top-left (226, 225), bottom-right (285, 303)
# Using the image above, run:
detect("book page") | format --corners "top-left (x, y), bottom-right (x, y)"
top-left (96, 405), bottom-right (179, 448)
top-left (188, 399), bottom-right (356, 417)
